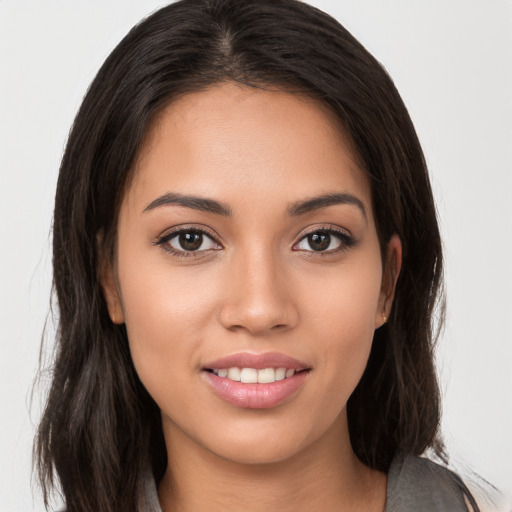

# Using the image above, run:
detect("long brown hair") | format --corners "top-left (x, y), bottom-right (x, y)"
top-left (37, 0), bottom-right (446, 510)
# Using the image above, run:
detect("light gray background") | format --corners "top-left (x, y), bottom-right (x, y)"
top-left (1, 1), bottom-right (511, 511)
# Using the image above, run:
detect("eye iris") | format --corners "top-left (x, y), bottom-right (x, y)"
top-left (308, 232), bottom-right (330, 251)
top-left (179, 232), bottom-right (203, 251)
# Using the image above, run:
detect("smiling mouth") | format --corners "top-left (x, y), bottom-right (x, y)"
top-left (204, 367), bottom-right (310, 384)
top-left (202, 353), bottom-right (312, 408)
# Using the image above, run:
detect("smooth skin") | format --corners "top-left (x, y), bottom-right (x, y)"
top-left (102, 82), bottom-right (401, 512)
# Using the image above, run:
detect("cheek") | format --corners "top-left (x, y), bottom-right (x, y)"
top-left (307, 253), bottom-right (382, 332)
top-left (116, 250), bottom-right (221, 396)
top-left (302, 253), bottom-right (382, 392)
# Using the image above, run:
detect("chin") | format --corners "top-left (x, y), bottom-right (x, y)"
top-left (208, 436), bottom-right (305, 466)
top-left (196, 412), bottom-right (340, 467)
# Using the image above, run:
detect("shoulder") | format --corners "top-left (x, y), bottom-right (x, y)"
top-left (385, 454), bottom-right (478, 512)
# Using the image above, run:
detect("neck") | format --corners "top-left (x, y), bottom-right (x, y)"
top-left (157, 413), bottom-right (387, 512)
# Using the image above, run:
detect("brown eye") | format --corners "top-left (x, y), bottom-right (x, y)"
top-left (167, 230), bottom-right (219, 252)
top-left (297, 231), bottom-right (339, 252)
top-left (178, 232), bottom-right (203, 251)
top-left (307, 232), bottom-right (331, 251)
top-left (294, 228), bottom-right (355, 253)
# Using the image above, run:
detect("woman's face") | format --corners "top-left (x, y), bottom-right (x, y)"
top-left (103, 82), bottom-right (400, 465)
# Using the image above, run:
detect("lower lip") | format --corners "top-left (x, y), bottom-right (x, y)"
top-left (202, 370), bottom-right (310, 409)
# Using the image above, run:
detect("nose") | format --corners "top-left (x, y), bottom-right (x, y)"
top-left (219, 247), bottom-right (299, 336)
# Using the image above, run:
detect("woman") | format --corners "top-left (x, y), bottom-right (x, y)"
top-left (35, 0), bottom-right (480, 510)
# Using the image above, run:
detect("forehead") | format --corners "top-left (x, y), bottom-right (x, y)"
top-left (127, 82), bottom-right (371, 214)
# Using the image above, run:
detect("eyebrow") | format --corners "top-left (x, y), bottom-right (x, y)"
top-left (143, 191), bottom-right (366, 219)
top-left (143, 192), bottom-right (232, 216)
top-left (287, 192), bottom-right (367, 219)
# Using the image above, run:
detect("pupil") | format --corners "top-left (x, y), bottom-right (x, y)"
top-left (179, 232), bottom-right (202, 251)
top-left (308, 232), bottom-right (330, 251)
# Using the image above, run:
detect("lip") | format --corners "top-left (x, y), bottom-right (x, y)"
top-left (203, 351), bottom-right (310, 371)
top-left (201, 352), bottom-right (311, 409)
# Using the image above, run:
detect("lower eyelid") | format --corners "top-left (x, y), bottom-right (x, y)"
top-left (154, 227), bottom-right (223, 255)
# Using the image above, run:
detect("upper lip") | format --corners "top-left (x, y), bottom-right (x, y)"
top-left (203, 352), bottom-right (310, 371)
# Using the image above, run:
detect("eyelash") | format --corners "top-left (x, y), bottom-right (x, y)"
top-left (154, 226), bottom-right (222, 259)
top-left (294, 226), bottom-right (356, 255)
top-left (153, 225), bottom-right (356, 259)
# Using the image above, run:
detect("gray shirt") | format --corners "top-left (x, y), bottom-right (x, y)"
top-left (385, 454), bottom-right (474, 511)
top-left (140, 454), bottom-right (473, 511)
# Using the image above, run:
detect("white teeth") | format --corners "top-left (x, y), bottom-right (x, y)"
top-left (275, 367), bottom-right (286, 381)
top-left (257, 368), bottom-right (275, 383)
top-left (227, 367), bottom-right (241, 381)
top-left (213, 366), bottom-right (298, 383)
top-left (240, 368), bottom-right (258, 383)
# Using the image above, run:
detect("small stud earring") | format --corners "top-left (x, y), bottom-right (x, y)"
top-left (382, 312), bottom-right (387, 323)
top-left (110, 310), bottom-right (120, 324)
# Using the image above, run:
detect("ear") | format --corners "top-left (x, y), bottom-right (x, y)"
top-left (375, 234), bottom-right (402, 329)
top-left (97, 234), bottom-right (125, 325)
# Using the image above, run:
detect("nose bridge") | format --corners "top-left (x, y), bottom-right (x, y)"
top-left (219, 242), bottom-right (297, 334)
